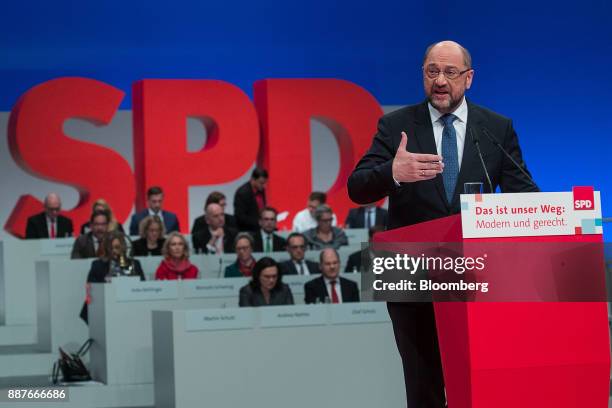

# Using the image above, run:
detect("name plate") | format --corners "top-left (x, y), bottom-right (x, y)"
top-left (260, 304), bottom-right (327, 328)
top-left (185, 308), bottom-right (255, 331)
top-left (115, 280), bottom-right (178, 302)
top-left (182, 278), bottom-right (246, 299)
top-left (330, 302), bottom-right (390, 325)
top-left (40, 238), bottom-right (75, 255)
top-left (461, 189), bottom-right (603, 238)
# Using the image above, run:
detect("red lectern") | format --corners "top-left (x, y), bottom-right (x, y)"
top-left (375, 214), bottom-right (610, 408)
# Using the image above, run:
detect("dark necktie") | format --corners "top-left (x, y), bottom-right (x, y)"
top-left (365, 209), bottom-right (372, 229)
top-left (329, 280), bottom-right (339, 303)
top-left (441, 114), bottom-right (459, 203)
top-left (298, 261), bottom-right (304, 275)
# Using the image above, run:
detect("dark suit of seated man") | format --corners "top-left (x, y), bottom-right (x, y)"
top-left (251, 207), bottom-right (287, 253)
top-left (71, 210), bottom-right (110, 259)
top-left (25, 193), bottom-right (73, 239)
top-left (278, 232), bottom-right (320, 276)
top-left (129, 186), bottom-right (179, 236)
top-left (191, 190), bottom-right (237, 235)
top-left (192, 203), bottom-right (237, 254)
top-left (304, 248), bottom-right (359, 304)
top-left (344, 204), bottom-right (388, 229)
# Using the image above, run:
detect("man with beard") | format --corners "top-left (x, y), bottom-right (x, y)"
top-left (347, 40), bottom-right (538, 407)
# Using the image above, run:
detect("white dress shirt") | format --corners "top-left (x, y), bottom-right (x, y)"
top-left (293, 259), bottom-right (311, 275)
top-left (292, 208), bottom-right (337, 232)
top-left (324, 276), bottom-right (343, 303)
top-left (427, 97), bottom-right (468, 169)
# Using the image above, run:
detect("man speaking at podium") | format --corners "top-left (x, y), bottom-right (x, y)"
top-left (347, 41), bottom-right (538, 407)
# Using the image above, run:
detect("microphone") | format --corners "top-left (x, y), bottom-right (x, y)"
top-left (480, 127), bottom-right (538, 190)
top-left (468, 126), bottom-right (493, 194)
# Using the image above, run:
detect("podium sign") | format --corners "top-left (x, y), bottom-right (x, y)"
top-left (461, 187), bottom-right (602, 238)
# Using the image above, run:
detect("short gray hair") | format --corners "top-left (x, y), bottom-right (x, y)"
top-left (314, 204), bottom-right (333, 221)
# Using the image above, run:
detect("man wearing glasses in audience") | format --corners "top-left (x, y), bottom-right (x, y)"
top-left (279, 232), bottom-right (320, 276)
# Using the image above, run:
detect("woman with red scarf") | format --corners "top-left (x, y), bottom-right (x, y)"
top-left (224, 232), bottom-right (257, 278)
top-left (155, 232), bottom-right (199, 280)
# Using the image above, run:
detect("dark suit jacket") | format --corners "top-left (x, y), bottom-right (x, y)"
top-left (239, 283), bottom-right (294, 307)
top-left (279, 259), bottom-right (321, 276)
top-left (131, 238), bottom-right (165, 257)
top-left (251, 230), bottom-right (287, 252)
top-left (347, 100), bottom-right (538, 230)
top-left (344, 207), bottom-right (389, 229)
top-left (129, 209), bottom-right (179, 236)
top-left (191, 213), bottom-right (237, 235)
top-left (25, 212), bottom-right (73, 239)
top-left (79, 258), bottom-right (145, 323)
top-left (191, 226), bottom-right (238, 254)
top-left (344, 249), bottom-right (365, 273)
top-left (70, 232), bottom-right (99, 259)
top-left (304, 276), bottom-right (359, 304)
top-left (234, 182), bottom-right (265, 232)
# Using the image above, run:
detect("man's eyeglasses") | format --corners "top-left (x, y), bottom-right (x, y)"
top-left (424, 66), bottom-right (471, 80)
top-left (289, 245), bottom-right (306, 250)
top-left (319, 218), bottom-right (333, 223)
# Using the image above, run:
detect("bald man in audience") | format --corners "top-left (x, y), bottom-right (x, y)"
top-left (191, 203), bottom-right (237, 254)
top-left (25, 193), bottom-right (73, 239)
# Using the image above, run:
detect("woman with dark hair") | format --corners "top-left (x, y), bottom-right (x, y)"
top-left (80, 230), bottom-right (145, 323)
top-left (155, 232), bottom-right (198, 280)
top-left (238, 257), bottom-right (294, 307)
top-left (132, 215), bottom-right (166, 256)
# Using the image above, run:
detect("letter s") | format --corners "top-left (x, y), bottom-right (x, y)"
top-left (5, 77), bottom-right (134, 237)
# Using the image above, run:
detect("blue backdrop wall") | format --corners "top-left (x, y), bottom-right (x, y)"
top-left (2, 0), bottom-right (610, 234)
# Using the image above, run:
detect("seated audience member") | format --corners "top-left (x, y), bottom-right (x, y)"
top-left (192, 203), bottom-right (237, 254)
top-left (239, 257), bottom-right (294, 307)
top-left (129, 186), bottom-right (179, 236)
top-left (279, 232), bottom-right (320, 276)
top-left (344, 203), bottom-right (388, 229)
top-left (79, 230), bottom-right (145, 323)
top-left (304, 248), bottom-right (359, 304)
top-left (80, 198), bottom-right (124, 234)
top-left (25, 193), bottom-right (73, 239)
top-left (225, 233), bottom-right (257, 278)
top-left (291, 191), bottom-right (337, 232)
top-left (345, 225), bottom-right (385, 273)
top-left (304, 204), bottom-right (348, 250)
top-left (132, 215), bottom-right (166, 256)
top-left (192, 191), bottom-right (237, 234)
top-left (155, 232), bottom-right (198, 280)
top-left (234, 167), bottom-right (268, 232)
top-left (71, 210), bottom-right (110, 259)
top-left (252, 207), bottom-right (287, 253)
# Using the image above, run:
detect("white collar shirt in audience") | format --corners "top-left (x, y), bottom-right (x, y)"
top-left (46, 216), bottom-right (57, 238)
top-left (206, 227), bottom-right (223, 254)
top-left (292, 259), bottom-right (311, 275)
top-left (148, 208), bottom-right (164, 223)
top-left (323, 275), bottom-right (343, 303)
top-left (292, 208), bottom-right (337, 232)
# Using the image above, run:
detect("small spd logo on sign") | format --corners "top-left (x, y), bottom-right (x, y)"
top-left (573, 186), bottom-right (595, 210)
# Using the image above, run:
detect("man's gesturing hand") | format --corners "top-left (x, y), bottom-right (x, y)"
top-left (392, 132), bottom-right (444, 183)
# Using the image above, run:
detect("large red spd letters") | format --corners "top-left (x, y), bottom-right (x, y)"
top-left (5, 77), bottom-right (383, 237)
